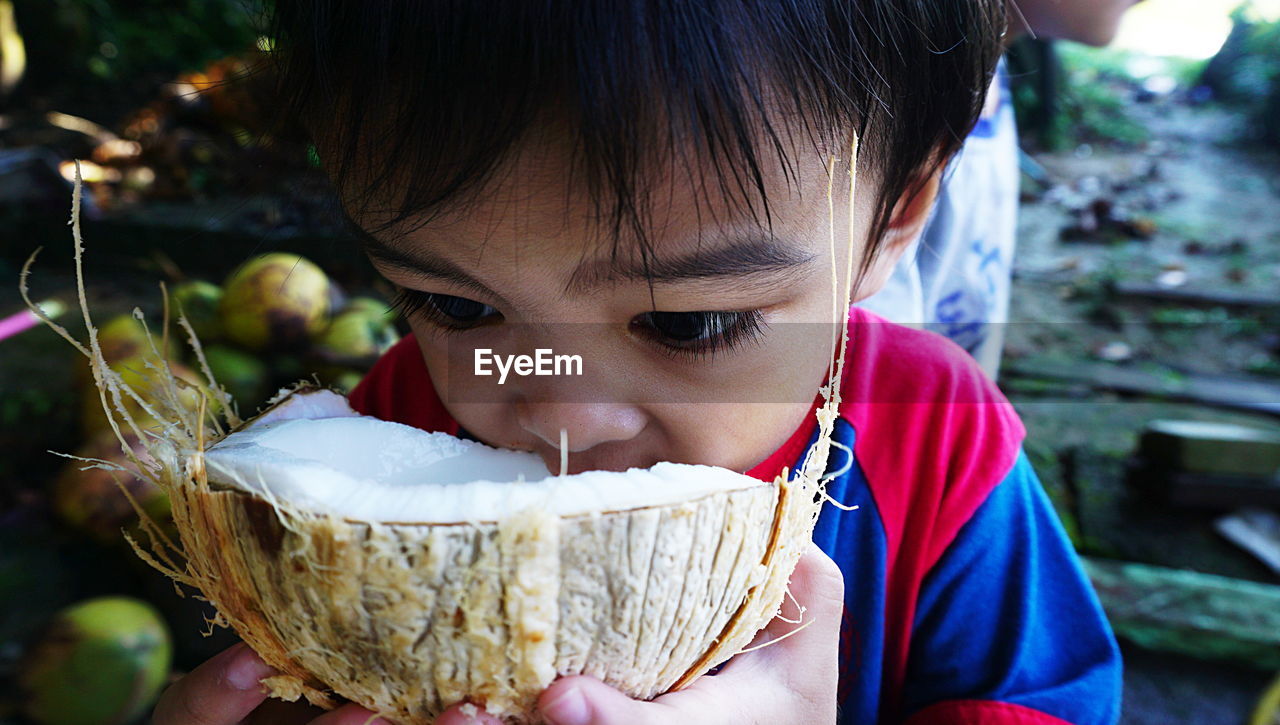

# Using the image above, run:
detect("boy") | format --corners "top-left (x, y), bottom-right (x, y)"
top-left (154, 1), bottom-right (1121, 723)
top-left (862, 0), bottom-right (1144, 378)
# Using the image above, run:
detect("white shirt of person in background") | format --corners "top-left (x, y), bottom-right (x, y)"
top-left (860, 0), bottom-right (1143, 379)
top-left (860, 63), bottom-right (1017, 379)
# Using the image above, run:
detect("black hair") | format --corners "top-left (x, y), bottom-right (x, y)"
top-left (267, 0), bottom-right (1005, 274)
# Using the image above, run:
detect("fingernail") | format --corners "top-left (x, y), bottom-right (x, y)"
top-left (440, 704), bottom-right (501, 725)
top-left (225, 644), bottom-right (276, 691)
top-left (542, 684), bottom-right (591, 725)
top-left (461, 707), bottom-right (501, 724)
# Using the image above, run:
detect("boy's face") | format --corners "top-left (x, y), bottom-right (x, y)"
top-left (354, 134), bottom-right (903, 475)
top-left (1015, 0), bottom-right (1142, 46)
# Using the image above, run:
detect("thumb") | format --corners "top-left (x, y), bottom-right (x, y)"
top-left (536, 545), bottom-right (846, 725)
top-left (689, 542), bottom-right (844, 719)
top-left (743, 542), bottom-right (845, 659)
top-left (538, 676), bottom-right (681, 725)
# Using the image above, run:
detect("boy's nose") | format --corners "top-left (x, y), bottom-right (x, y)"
top-left (516, 401), bottom-right (647, 455)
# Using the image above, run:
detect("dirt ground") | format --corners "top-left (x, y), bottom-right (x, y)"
top-left (1006, 94), bottom-right (1280, 724)
top-left (1009, 100), bottom-right (1280, 374)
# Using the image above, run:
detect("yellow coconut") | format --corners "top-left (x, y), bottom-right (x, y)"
top-left (80, 358), bottom-right (213, 435)
top-left (27, 153), bottom-right (858, 723)
top-left (20, 597), bottom-right (172, 725)
top-left (72, 313), bottom-right (177, 389)
top-left (170, 279), bottom-right (224, 341)
top-left (219, 253), bottom-right (331, 350)
top-left (53, 429), bottom-right (170, 544)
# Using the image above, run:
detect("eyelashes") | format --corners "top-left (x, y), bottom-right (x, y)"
top-left (390, 288), bottom-right (766, 360)
top-left (630, 310), bottom-right (765, 360)
top-left (389, 289), bottom-right (501, 331)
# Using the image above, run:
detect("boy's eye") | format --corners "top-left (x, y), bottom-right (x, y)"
top-left (391, 289), bottom-right (500, 329)
top-left (632, 310), bottom-right (765, 359)
top-left (430, 294), bottom-right (494, 323)
top-left (644, 311), bottom-right (724, 342)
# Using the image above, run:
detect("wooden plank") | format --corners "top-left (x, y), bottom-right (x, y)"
top-left (1140, 420), bottom-right (1280, 477)
top-left (1215, 509), bottom-right (1280, 578)
top-left (1083, 557), bottom-right (1280, 670)
top-left (1005, 358), bottom-right (1280, 417)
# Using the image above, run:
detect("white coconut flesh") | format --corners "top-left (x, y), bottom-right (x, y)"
top-left (205, 390), bottom-right (766, 524)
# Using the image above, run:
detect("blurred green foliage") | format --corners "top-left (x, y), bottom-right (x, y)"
top-left (1050, 60), bottom-right (1149, 149)
top-left (1008, 39), bottom-right (1190, 151)
top-left (10, 0), bottom-right (265, 118)
top-left (1010, 9), bottom-right (1280, 153)
top-left (63, 0), bottom-right (263, 80)
top-left (1202, 9), bottom-right (1280, 148)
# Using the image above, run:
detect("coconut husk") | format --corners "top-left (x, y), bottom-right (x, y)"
top-left (23, 144), bottom-right (859, 722)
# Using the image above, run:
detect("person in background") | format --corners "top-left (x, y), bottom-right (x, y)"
top-left (860, 0), bottom-right (1144, 378)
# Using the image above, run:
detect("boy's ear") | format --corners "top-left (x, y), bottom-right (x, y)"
top-left (852, 169), bottom-right (943, 302)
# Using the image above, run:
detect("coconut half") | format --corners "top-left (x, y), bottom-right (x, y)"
top-left (27, 157), bottom-right (858, 723)
top-left (173, 385), bottom-right (824, 720)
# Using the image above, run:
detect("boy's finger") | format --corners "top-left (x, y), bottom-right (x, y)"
top-left (435, 702), bottom-right (505, 725)
top-left (539, 671), bottom-right (802, 725)
top-left (241, 697), bottom-right (328, 724)
top-left (152, 643), bottom-right (276, 725)
top-left (539, 676), bottom-right (681, 725)
top-left (307, 703), bottom-right (394, 725)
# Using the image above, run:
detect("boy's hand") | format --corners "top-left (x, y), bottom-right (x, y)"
top-left (155, 545), bottom-right (842, 725)
top-left (152, 642), bottom-right (388, 725)
top-left (439, 543), bottom-right (844, 725)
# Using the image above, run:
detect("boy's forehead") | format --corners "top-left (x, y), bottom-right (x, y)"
top-left (348, 115), bottom-right (863, 294)
top-left (359, 163), bottom-right (842, 302)
top-left (386, 130), bottom-right (838, 241)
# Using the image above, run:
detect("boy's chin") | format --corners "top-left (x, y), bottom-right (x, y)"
top-left (1075, 25), bottom-right (1125, 48)
top-left (1069, 0), bottom-right (1140, 47)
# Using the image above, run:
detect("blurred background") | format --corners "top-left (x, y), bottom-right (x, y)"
top-left (0, 1), bottom-right (1278, 723)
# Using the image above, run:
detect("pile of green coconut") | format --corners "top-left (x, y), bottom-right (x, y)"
top-left (57, 253), bottom-right (399, 545)
top-left (19, 252), bottom-right (398, 725)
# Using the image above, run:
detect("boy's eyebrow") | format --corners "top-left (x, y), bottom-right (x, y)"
top-left (567, 234), bottom-right (816, 292)
top-left (357, 226), bottom-right (813, 295)
top-left (356, 230), bottom-right (498, 298)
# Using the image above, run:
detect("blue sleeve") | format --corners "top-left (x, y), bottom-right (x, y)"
top-left (902, 451), bottom-right (1122, 725)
